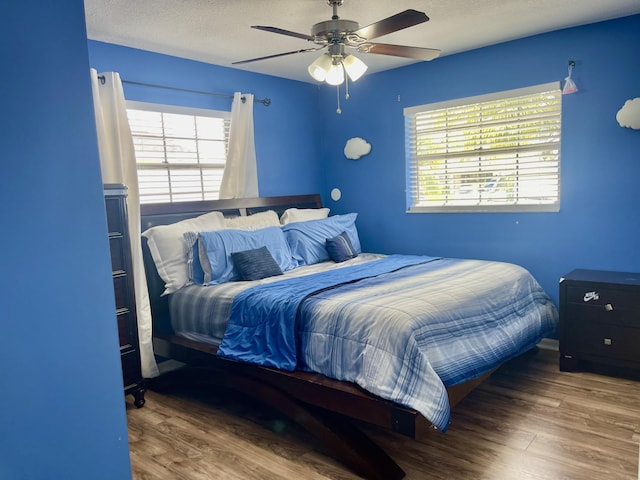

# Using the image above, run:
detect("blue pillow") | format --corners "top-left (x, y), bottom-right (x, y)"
top-left (326, 231), bottom-right (358, 263)
top-left (231, 246), bottom-right (283, 281)
top-left (282, 213), bottom-right (361, 266)
top-left (198, 226), bottom-right (295, 285)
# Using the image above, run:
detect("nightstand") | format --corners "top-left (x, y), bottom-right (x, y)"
top-left (559, 269), bottom-right (640, 376)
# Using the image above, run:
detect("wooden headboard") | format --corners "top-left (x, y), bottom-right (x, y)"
top-left (139, 194), bottom-right (323, 334)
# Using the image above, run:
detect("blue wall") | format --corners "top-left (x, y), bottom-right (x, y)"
top-left (318, 15), bottom-right (640, 304)
top-left (1, 1), bottom-right (131, 479)
top-left (88, 41), bottom-right (324, 197)
top-left (87, 16), bottom-right (640, 305)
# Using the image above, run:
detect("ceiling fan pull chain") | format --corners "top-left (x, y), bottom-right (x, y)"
top-left (336, 84), bottom-right (342, 114)
top-left (343, 62), bottom-right (350, 100)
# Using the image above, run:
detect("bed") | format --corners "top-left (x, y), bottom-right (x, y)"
top-left (140, 194), bottom-right (558, 480)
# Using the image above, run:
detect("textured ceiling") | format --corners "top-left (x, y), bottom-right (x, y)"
top-left (84, 0), bottom-right (640, 83)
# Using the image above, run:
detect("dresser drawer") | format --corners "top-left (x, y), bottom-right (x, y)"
top-left (105, 197), bottom-right (125, 235)
top-left (567, 322), bottom-right (639, 363)
top-left (113, 274), bottom-right (130, 311)
top-left (109, 236), bottom-right (126, 272)
top-left (121, 349), bottom-right (142, 388)
top-left (116, 309), bottom-right (135, 349)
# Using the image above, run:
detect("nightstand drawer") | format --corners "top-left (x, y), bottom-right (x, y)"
top-left (568, 322), bottom-right (639, 363)
top-left (565, 285), bottom-right (640, 312)
top-left (565, 303), bottom-right (639, 328)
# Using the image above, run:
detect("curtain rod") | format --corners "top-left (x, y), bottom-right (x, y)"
top-left (97, 75), bottom-right (271, 106)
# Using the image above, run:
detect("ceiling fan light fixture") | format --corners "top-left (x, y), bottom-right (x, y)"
top-left (342, 54), bottom-right (368, 82)
top-left (325, 63), bottom-right (345, 85)
top-left (308, 54), bottom-right (333, 82)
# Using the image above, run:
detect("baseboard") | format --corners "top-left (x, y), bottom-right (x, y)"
top-left (537, 338), bottom-right (559, 351)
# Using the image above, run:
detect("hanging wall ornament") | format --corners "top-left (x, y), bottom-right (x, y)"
top-left (563, 60), bottom-right (578, 95)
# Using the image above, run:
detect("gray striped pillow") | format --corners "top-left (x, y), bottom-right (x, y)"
top-left (231, 246), bottom-right (284, 281)
top-left (325, 231), bottom-right (358, 263)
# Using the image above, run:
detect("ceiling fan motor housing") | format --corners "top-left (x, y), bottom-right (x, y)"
top-left (311, 19), bottom-right (361, 43)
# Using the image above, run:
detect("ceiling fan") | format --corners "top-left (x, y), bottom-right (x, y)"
top-left (233, 0), bottom-right (441, 85)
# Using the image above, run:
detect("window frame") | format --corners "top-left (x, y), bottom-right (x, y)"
top-left (404, 82), bottom-right (562, 214)
top-left (126, 100), bottom-right (231, 204)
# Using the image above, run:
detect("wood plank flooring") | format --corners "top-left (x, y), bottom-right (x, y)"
top-left (125, 349), bottom-right (640, 479)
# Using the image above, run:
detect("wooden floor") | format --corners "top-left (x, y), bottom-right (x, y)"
top-left (126, 349), bottom-right (640, 479)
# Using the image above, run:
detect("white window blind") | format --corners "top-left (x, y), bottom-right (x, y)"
top-left (126, 101), bottom-right (230, 204)
top-left (404, 82), bottom-right (561, 213)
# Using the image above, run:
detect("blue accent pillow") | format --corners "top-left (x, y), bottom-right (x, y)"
top-left (326, 231), bottom-right (358, 263)
top-left (282, 213), bottom-right (361, 266)
top-left (231, 246), bottom-right (284, 281)
top-left (198, 226), bottom-right (295, 285)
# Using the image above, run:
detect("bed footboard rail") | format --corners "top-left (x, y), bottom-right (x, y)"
top-left (152, 334), bottom-right (413, 479)
top-left (153, 334), bottom-right (428, 437)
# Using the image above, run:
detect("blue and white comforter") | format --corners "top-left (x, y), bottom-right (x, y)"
top-left (169, 254), bottom-right (558, 431)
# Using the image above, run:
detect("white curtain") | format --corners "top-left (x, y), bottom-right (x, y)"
top-left (90, 69), bottom-right (159, 379)
top-left (219, 92), bottom-right (259, 198)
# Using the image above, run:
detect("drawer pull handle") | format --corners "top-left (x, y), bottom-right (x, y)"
top-left (603, 338), bottom-right (612, 346)
top-left (604, 303), bottom-right (613, 311)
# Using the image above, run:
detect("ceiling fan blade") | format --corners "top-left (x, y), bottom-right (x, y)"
top-left (351, 9), bottom-right (429, 40)
top-left (251, 25), bottom-right (315, 42)
top-left (360, 43), bottom-right (441, 61)
top-left (232, 47), bottom-right (323, 65)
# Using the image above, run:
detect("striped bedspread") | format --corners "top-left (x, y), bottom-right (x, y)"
top-left (168, 254), bottom-right (558, 431)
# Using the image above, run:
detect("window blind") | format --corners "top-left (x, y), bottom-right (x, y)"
top-left (126, 102), bottom-right (230, 204)
top-left (404, 82), bottom-right (561, 213)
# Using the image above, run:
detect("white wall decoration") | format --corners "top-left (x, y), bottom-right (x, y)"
top-left (344, 137), bottom-right (371, 160)
top-left (616, 98), bottom-right (640, 129)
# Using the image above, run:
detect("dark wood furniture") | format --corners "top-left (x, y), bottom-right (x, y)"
top-left (105, 184), bottom-right (146, 408)
top-left (559, 268), bottom-right (640, 376)
top-left (140, 194), bottom-right (495, 480)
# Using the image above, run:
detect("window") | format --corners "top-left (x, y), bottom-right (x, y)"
top-left (404, 82), bottom-right (561, 213)
top-left (126, 101), bottom-right (230, 204)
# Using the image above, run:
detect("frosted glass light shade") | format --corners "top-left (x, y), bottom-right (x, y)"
top-left (343, 54), bottom-right (368, 81)
top-left (308, 54), bottom-right (333, 82)
top-left (325, 63), bottom-right (345, 85)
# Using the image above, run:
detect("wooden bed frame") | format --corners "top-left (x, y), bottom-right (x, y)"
top-left (140, 194), bottom-right (494, 480)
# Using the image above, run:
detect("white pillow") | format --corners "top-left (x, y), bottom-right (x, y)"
top-left (224, 210), bottom-right (280, 231)
top-left (280, 207), bottom-right (330, 225)
top-left (143, 211), bottom-right (225, 295)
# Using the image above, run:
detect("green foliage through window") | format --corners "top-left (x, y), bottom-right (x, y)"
top-left (405, 82), bottom-right (561, 212)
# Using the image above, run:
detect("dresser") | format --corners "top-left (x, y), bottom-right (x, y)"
top-left (559, 269), bottom-right (640, 376)
top-left (104, 184), bottom-right (146, 407)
